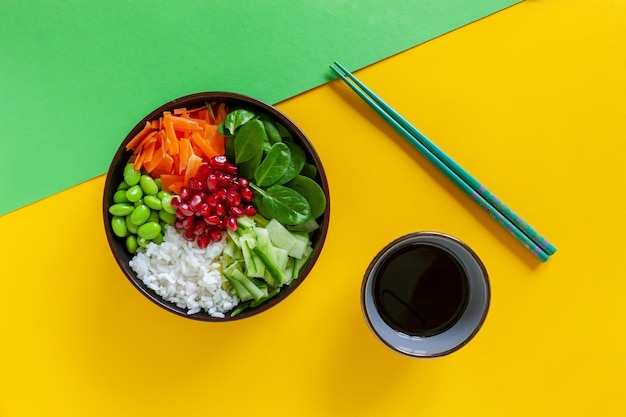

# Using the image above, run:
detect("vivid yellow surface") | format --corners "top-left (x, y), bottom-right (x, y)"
top-left (1, 0), bottom-right (625, 415)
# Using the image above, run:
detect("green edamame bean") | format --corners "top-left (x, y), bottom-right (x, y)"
top-left (154, 178), bottom-right (162, 192)
top-left (140, 175), bottom-right (159, 196)
top-left (126, 184), bottom-right (143, 203)
top-left (160, 194), bottom-right (176, 214)
top-left (130, 204), bottom-right (151, 226)
top-left (113, 189), bottom-right (130, 204)
top-left (158, 209), bottom-right (176, 225)
top-left (123, 163), bottom-right (141, 186)
top-left (144, 195), bottom-right (162, 211)
top-left (148, 210), bottom-right (160, 224)
top-left (157, 190), bottom-right (170, 200)
top-left (109, 203), bottom-right (134, 216)
top-left (117, 180), bottom-right (130, 191)
top-left (110, 216), bottom-right (128, 238)
top-left (137, 222), bottom-right (161, 240)
top-left (126, 235), bottom-right (138, 254)
top-left (125, 215), bottom-right (138, 234)
top-left (134, 198), bottom-right (144, 207)
top-left (137, 236), bottom-right (149, 248)
top-left (152, 233), bottom-right (164, 245)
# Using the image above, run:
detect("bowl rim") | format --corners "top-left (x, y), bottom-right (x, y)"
top-left (103, 91), bottom-right (330, 321)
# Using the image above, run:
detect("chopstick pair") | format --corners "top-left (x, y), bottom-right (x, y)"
top-left (329, 61), bottom-right (556, 262)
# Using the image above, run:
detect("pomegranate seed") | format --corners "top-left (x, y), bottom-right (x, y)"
top-left (230, 206), bottom-right (245, 217)
top-left (196, 164), bottom-right (212, 181)
top-left (225, 215), bottom-right (238, 231)
top-left (211, 155), bottom-right (227, 168)
top-left (196, 190), bottom-right (208, 201)
top-left (226, 190), bottom-right (241, 207)
top-left (182, 216), bottom-right (195, 230)
top-left (205, 215), bottom-right (220, 225)
top-left (197, 234), bottom-right (211, 249)
top-left (199, 202), bottom-right (211, 218)
top-left (224, 162), bottom-right (238, 175)
top-left (170, 154), bottom-right (253, 245)
top-left (179, 186), bottom-right (191, 202)
top-left (189, 194), bottom-right (203, 212)
top-left (205, 175), bottom-right (218, 192)
top-left (206, 194), bottom-right (219, 207)
top-left (240, 187), bottom-right (253, 202)
top-left (216, 189), bottom-right (227, 201)
top-left (183, 229), bottom-right (195, 241)
top-left (210, 229), bottom-right (223, 242)
top-left (178, 203), bottom-right (193, 217)
top-left (217, 173), bottom-right (233, 187)
top-left (193, 220), bottom-right (206, 235)
top-left (188, 177), bottom-right (203, 191)
top-left (171, 195), bottom-right (182, 210)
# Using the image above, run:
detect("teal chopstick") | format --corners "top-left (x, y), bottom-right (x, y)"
top-left (330, 61), bottom-right (555, 262)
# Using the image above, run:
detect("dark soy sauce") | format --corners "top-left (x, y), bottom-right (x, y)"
top-left (373, 243), bottom-right (469, 337)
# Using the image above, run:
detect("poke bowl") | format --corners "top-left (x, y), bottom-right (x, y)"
top-left (103, 92), bottom-right (330, 321)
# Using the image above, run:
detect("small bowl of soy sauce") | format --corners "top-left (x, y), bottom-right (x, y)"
top-left (361, 232), bottom-right (490, 358)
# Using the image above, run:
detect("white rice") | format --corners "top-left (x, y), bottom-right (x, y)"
top-left (129, 225), bottom-right (239, 317)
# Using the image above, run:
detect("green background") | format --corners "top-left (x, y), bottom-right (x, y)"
top-left (0, 0), bottom-right (520, 216)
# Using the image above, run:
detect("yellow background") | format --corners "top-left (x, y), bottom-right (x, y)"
top-left (1, 0), bottom-right (624, 415)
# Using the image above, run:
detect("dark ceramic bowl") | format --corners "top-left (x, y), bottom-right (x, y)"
top-left (361, 232), bottom-right (489, 357)
top-left (103, 92), bottom-right (330, 321)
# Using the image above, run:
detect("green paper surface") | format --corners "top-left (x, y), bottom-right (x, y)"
top-left (0, 0), bottom-right (520, 216)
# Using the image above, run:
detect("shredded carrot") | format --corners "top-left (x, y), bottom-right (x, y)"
top-left (196, 108), bottom-right (209, 124)
top-left (136, 131), bottom-right (157, 154)
top-left (141, 141), bottom-right (156, 165)
top-left (204, 124), bottom-right (225, 156)
top-left (133, 150), bottom-right (146, 171)
top-left (178, 138), bottom-right (193, 174)
top-left (171, 115), bottom-right (202, 132)
top-left (144, 149), bottom-right (164, 174)
top-left (126, 122), bottom-right (155, 151)
top-left (160, 174), bottom-right (185, 194)
top-left (184, 154), bottom-right (203, 185)
top-left (174, 106), bottom-right (206, 116)
top-left (125, 103), bottom-right (230, 192)
top-left (189, 131), bottom-right (217, 159)
top-left (150, 153), bottom-right (174, 177)
top-left (162, 112), bottom-right (179, 155)
top-left (215, 103), bottom-right (227, 125)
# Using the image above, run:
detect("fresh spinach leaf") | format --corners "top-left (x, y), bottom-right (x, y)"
top-left (260, 114), bottom-right (283, 145)
top-left (285, 175), bottom-right (326, 219)
top-left (250, 183), bottom-right (311, 225)
top-left (277, 141), bottom-right (306, 185)
top-left (238, 148), bottom-right (263, 179)
top-left (224, 135), bottom-right (235, 162)
top-left (300, 162), bottom-right (318, 179)
top-left (234, 119), bottom-right (267, 164)
top-left (254, 142), bottom-right (291, 187)
top-left (218, 121), bottom-right (228, 137)
top-left (224, 109), bottom-right (256, 135)
top-left (276, 122), bottom-right (292, 140)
